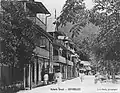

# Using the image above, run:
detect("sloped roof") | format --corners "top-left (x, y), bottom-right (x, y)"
top-left (26, 1), bottom-right (50, 14)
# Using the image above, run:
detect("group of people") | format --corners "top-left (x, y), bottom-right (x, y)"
top-left (43, 69), bottom-right (62, 85)
top-left (44, 69), bottom-right (110, 85)
top-left (78, 69), bottom-right (110, 84)
top-left (94, 72), bottom-right (110, 84)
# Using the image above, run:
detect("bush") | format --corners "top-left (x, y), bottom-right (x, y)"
top-left (0, 81), bottom-right (24, 93)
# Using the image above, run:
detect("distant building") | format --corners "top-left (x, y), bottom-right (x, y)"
top-left (80, 61), bottom-right (92, 75)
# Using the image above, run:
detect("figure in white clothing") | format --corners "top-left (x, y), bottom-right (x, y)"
top-left (54, 70), bottom-right (62, 85)
top-left (94, 72), bottom-right (101, 84)
top-left (44, 72), bottom-right (49, 85)
top-left (79, 69), bottom-right (85, 82)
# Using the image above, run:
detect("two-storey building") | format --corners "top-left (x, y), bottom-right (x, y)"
top-left (0, 0), bottom-right (53, 89)
top-left (20, 0), bottom-right (53, 88)
top-left (49, 31), bottom-right (79, 80)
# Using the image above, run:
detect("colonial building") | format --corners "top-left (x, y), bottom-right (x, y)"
top-left (0, 0), bottom-right (80, 91)
top-left (20, 0), bottom-right (53, 88)
top-left (49, 31), bottom-right (79, 80)
top-left (0, 0), bottom-right (53, 89)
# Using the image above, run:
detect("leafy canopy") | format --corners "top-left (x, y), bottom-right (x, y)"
top-left (57, 0), bottom-right (120, 73)
top-left (0, 1), bottom-right (38, 68)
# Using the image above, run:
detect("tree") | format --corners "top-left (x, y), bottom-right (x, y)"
top-left (89, 0), bottom-right (120, 81)
top-left (57, 0), bottom-right (88, 38)
top-left (91, 0), bottom-right (120, 60)
top-left (57, 0), bottom-right (120, 81)
top-left (0, 1), bottom-right (37, 68)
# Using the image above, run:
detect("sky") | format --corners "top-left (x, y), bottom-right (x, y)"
top-left (35, 0), bottom-right (95, 32)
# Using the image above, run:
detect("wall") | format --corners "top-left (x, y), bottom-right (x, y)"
top-left (0, 65), bottom-right (23, 86)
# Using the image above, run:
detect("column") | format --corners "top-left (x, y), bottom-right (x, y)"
top-left (38, 63), bottom-right (41, 82)
top-left (23, 67), bottom-right (26, 88)
top-left (60, 64), bottom-right (62, 73)
top-left (70, 65), bottom-right (72, 78)
top-left (28, 64), bottom-right (31, 88)
top-left (65, 65), bottom-right (67, 79)
top-left (30, 65), bottom-right (33, 88)
top-left (34, 62), bottom-right (37, 85)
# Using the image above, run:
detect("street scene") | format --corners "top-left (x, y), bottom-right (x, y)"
top-left (17, 76), bottom-right (120, 93)
top-left (18, 76), bottom-right (120, 93)
top-left (0, 0), bottom-right (120, 93)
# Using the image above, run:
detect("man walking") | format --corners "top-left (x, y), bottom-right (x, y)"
top-left (79, 69), bottom-right (85, 82)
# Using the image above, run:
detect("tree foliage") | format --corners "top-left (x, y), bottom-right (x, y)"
top-left (91, 0), bottom-right (120, 60)
top-left (0, 1), bottom-right (37, 68)
top-left (57, 0), bottom-right (120, 75)
top-left (57, 0), bottom-right (89, 38)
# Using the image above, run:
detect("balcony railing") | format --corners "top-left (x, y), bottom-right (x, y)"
top-left (27, 16), bottom-right (46, 31)
top-left (53, 55), bottom-right (66, 64)
top-left (33, 46), bottom-right (49, 58)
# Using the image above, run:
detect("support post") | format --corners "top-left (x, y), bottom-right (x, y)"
top-left (23, 67), bottom-right (26, 89)
top-left (34, 62), bottom-right (37, 85)
top-left (30, 64), bottom-right (32, 90)
top-left (28, 64), bottom-right (31, 89)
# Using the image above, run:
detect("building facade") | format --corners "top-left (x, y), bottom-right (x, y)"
top-left (49, 31), bottom-right (79, 80)
top-left (21, 0), bottom-right (53, 88)
top-left (0, 0), bottom-right (80, 90)
top-left (0, 0), bottom-right (53, 89)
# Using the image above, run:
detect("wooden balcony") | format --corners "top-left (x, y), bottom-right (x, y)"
top-left (53, 56), bottom-right (66, 64)
top-left (33, 46), bottom-right (49, 58)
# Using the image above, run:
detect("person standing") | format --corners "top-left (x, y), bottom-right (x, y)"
top-left (54, 69), bottom-right (62, 85)
top-left (44, 72), bottom-right (49, 85)
top-left (79, 69), bottom-right (85, 82)
top-left (94, 72), bottom-right (101, 84)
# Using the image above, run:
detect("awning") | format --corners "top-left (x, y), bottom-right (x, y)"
top-left (80, 61), bottom-right (91, 66)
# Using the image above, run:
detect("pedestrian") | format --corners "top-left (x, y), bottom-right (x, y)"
top-left (94, 72), bottom-right (101, 84)
top-left (79, 69), bottom-right (85, 82)
top-left (44, 71), bottom-right (49, 85)
top-left (54, 69), bottom-right (62, 85)
top-left (106, 73), bottom-right (110, 80)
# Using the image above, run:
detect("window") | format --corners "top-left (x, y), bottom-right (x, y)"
top-left (37, 14), bottom-right (46, 24)
top-left (39, 36), bottom-right (49, 50)
top-left (62, 50), bottom-right (67, 58)
top-left (53, 48), bottom-right (58, 56)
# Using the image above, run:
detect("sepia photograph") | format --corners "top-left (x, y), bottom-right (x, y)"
top-left (0, 0), bottom-right (120, 93)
